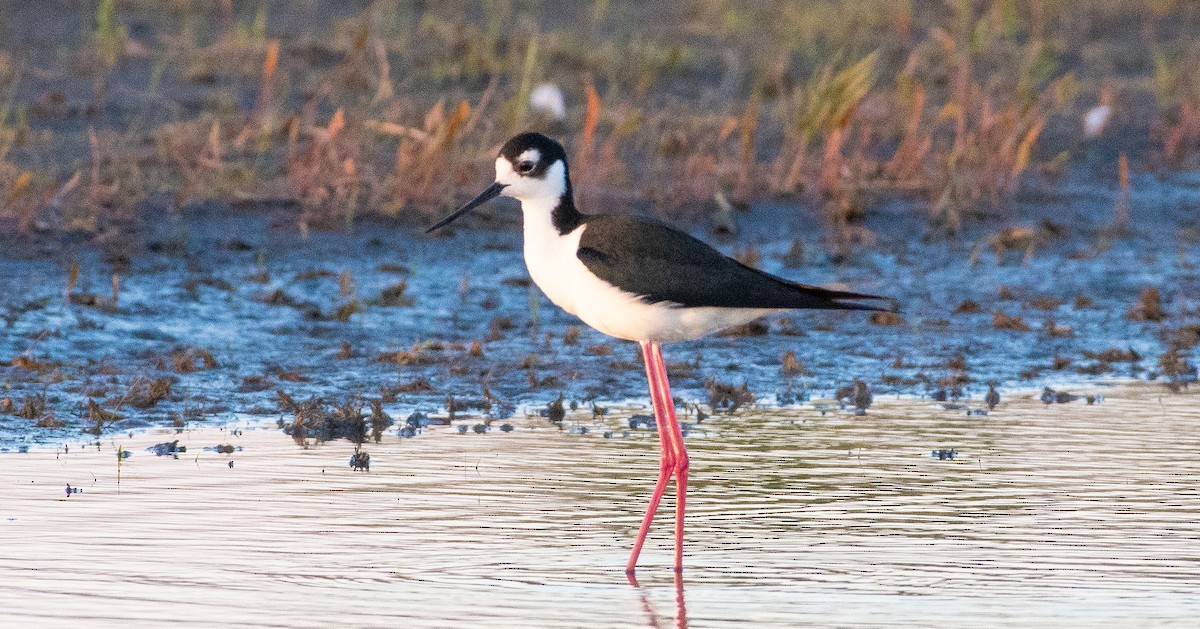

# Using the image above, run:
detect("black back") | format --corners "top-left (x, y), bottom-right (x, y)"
top-left (576, 215), bottom-right (892, 311)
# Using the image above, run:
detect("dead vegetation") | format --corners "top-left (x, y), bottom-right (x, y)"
top-left (1127, 287), bottom-right (1166, 322)
top-left (1156, 322), bottom-right (1200, 392)
top-left (120, 376), bottom-right (173, 409)
top-left (280, 394), bottom-right (388, 445)
top-left (993, 309), bottom-right (1031, 331)
top-left (168, 347), bottom-right (219, 373)
top-left (1157, 347), bottom-right (1195, 392)
top-left (954, 299), bottom-right (983, 314)
top-left (17, 394), bottom-right (46, 420)
top-left (780, 351), bottom-right (807, 376)
top-left (376, 280), bottom-right (412, 307)
top-left (705, 379), bottom-right (755, 413)
top-left (0, 1), bottom-right (1197, 259)
top-left (869, 311), bottom-right (903, 326)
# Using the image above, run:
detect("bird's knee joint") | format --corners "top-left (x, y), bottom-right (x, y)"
top-left (675, 456), bottom-right (689, 474)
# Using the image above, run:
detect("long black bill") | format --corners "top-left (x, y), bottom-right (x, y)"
top-left (425, 182), bottom-right (507, 233)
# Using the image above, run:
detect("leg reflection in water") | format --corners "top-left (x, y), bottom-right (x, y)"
top-left (627, 571), bottom-right (688, 629)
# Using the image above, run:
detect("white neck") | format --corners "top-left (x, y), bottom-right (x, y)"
top-left (519, 194), bottom-right (563, 237)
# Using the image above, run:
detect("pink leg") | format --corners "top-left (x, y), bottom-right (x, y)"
top-left (649, 343), bottom-right (689, 572)
top-left (627, 341), bottom-right (677, 574)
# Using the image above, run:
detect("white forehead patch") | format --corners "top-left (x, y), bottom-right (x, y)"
top-left (516, 148), bottom-right (541, 165)
top-left (495, 156), bottom-right (514, 180)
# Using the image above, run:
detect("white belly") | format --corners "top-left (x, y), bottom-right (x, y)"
top-left (523, 223), bottom-right (774, 343)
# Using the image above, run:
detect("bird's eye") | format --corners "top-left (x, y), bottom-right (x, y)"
top-left (517, 160), bottom-right (535, 174)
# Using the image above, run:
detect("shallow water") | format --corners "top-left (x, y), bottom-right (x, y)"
top-left (2, 385), bottom-right (1198, 627)
top-left (3, 169), bottom-right (1200, 446)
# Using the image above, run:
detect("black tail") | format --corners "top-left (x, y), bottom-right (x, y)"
top-left (783, 283), bottom-right (899, 312)
top-left (731, 258), bottom-right (898, 312)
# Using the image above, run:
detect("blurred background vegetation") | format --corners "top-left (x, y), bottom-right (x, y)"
top-left (1, 0), bottom-right (1198, 247)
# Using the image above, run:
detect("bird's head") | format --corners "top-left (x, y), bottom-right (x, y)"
top-left (426, 132), bottom-right (570, 233)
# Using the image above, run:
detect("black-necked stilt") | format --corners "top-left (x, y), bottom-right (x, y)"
top-left (427, 132), bottom-right (894, 573)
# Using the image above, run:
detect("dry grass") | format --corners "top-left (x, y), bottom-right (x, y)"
top-left (0, 1), bottom-right (1198, 253)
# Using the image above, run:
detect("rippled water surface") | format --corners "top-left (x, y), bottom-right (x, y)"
top-left (3, 386), bottom-right (1199, 627)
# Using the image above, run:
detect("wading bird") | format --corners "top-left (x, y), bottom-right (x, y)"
top-left (427, 132), bottom-right (893, 573)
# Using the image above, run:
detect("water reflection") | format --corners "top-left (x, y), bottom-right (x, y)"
top-left (627, 572), bottom-right (688, 629)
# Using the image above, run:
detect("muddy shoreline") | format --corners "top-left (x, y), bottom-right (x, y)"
top-left (3, 166), bottom-right (1199, 449)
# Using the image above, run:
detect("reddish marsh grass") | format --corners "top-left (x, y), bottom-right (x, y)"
top-left (0, 1), bottom-right (1198, 259)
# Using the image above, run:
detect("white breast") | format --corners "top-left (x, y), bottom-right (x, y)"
top-left (522, 213), bottom-right (773, 343)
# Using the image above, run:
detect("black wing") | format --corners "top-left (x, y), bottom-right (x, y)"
top-left (576, 215), bottom-right (894, 311)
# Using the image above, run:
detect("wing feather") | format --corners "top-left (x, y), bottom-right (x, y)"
top-left (576, 215), bottom-right (894, 311)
